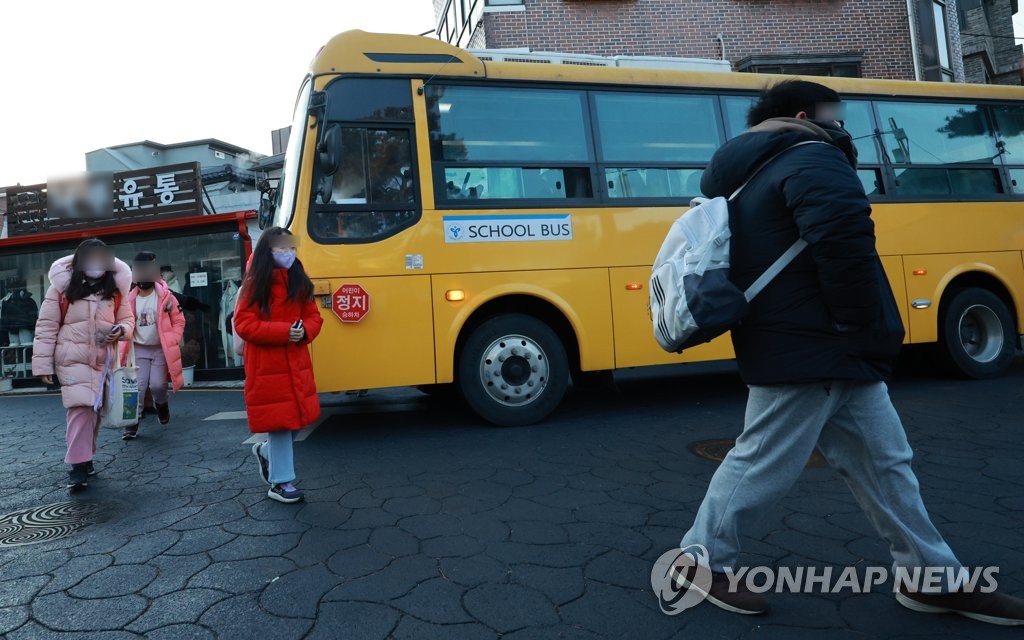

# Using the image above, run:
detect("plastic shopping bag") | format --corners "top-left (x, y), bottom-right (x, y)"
top-left (100, 343), bottom-right (140, 429)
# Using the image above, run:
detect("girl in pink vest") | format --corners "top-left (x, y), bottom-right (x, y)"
top-left (120, 251), bottom-right (185, 440)
top-left (32, 239), bottom-right (135, 490)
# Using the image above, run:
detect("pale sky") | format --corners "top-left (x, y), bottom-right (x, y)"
top-left (2, 3), bottom-right (1023, 188)
top-left (0, 0), bottom-right (437, 187)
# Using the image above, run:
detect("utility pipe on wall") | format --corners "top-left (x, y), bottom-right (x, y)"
top-left (906, 0), bottom-right (923, 80)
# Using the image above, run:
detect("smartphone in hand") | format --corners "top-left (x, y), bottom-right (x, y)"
top-left (290, 319), bottom-right (304, 343)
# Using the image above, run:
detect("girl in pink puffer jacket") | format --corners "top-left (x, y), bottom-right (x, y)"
top-left (118, 251), bottom-right (185, 440)
top-left (32, 239), bottom-right (135, 490)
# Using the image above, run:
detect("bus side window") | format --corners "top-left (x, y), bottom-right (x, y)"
top-left (604, 168), bottom-right (703, 199)
top-left (426, 85), bottom-right (593, 203)
top-left (875, 100), bottom-right (1002, 197)
top-left (594, 92), bottom-right (719, 201)
top-left (992, 104), bottom-right (1024, 195)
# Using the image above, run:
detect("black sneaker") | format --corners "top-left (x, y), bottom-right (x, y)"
top-left (156, 402), bottom-right (170, 425)
top-left (268, 483), bottom-right (303, 503)
top-left (84, 461), bottom-right (97, 476)
top-left (67, 463), bottom-right (90, 489)
top-left (252, 442), bottom-right (270, 485)
top-left (674, 565), bottom-right (770, 615)
top-left (122, 423), bottom-right (139, 440)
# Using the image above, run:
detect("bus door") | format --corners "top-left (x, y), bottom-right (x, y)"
top-left (301, 78), bottom-right (436, 391)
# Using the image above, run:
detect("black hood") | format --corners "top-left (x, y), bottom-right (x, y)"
top-left (701, 118), bottom-right (856, 198)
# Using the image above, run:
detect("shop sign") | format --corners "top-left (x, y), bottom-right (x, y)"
top-left (2, 162), bottom-right (203, 237)
top-left (332, 283), bottom-right (370, 323)
top-left (189, 272), bottom-right (209, 288)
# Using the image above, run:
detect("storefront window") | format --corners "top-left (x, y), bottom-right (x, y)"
top-left (0, 227), bottom-right (244, 382)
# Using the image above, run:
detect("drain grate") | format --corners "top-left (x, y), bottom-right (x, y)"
top-left (0, 502), bottom-right (105, 548)
top-left (688, 439), bottom-right (826, 468)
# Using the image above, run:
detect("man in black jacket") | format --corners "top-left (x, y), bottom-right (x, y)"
top-left (677, 81), bottom-right (1024, 625)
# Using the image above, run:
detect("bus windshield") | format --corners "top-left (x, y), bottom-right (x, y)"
top-left (273, 79), bottom-right (312, 230)
top-left (306, 77), bottom-right (419, 244)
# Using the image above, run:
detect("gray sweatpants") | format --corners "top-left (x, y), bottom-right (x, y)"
top-left (681, 381), bottom-right (960, 580)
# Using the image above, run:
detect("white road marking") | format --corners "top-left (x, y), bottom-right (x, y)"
top-left (239, 409), bottom-right (337, 445)
top-left (294, 408), bottom-right (340, 442)
top-left (238, 397), bottom-right (427, 445)
top-left (205, 411), bottom-right (248, 421)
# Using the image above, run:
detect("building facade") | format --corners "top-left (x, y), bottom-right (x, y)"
top-left (959, 0), bottom-right (1024, 83)
top-left (432, 0), bottom-right (1020, 83)
top-left (0, 137), bottom-right (279, 386)
top-left (85, 138), bottom-right (266, 215)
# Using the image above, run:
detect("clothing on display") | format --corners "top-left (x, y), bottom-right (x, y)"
top-left (162, 266), bottom-right (184, 295)
top-left (219, 280), bottom-right (242, 367)
top-left (1, 289), bottom-right (39, 346)
top-left (3, 227), bottom-right (246, 381)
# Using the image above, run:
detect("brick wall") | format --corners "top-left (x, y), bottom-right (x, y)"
top-left (479, 0), bottom-right (920, 80)
top-left (986, 0), bottom-right (1024, 83)
top-left (958, 0), bottom-right (1023, 84)
top-left (961, 0), bottom-right (998, 82)
top-left (946, 0), bottom-right (967, 81)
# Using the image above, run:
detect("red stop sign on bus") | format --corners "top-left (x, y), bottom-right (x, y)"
top-left (332, 283), bottom-right (370, 323)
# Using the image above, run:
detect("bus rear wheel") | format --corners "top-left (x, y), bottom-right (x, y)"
top-left (458, 314), bottom-right (569, 426)
top-left (940, 287), bottom-right (1016, 379)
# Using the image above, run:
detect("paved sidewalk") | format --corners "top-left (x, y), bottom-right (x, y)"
top-left (0, 359), bottom-right (1022, 639)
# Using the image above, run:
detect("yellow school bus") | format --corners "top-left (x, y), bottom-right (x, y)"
top-left (262, 30), bottom-right (1024, 426)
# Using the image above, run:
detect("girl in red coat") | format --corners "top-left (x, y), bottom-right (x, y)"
top-left (235, 227), bottom-right (323, 503)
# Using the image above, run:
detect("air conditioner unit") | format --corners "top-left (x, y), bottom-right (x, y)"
top-left (470, 49), bottom-right (731, 72)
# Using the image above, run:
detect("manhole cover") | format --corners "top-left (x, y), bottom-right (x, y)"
top-left (688, 439), bottom-right (826, 468)
top-left (0, 502), bottom-right (106, 548)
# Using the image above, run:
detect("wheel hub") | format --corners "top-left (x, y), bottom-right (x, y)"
top-left (479, 334), bottom-right (549, 407)
top-left (958, 304), bottom-right (1003, 363)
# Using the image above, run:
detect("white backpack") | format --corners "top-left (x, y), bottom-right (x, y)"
top-left (650, 141), bottom-right (825, 353)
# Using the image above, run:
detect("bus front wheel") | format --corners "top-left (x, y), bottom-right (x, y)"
top-left (458, 314), bottom-right (569, 426)
top-left (940, 287), bottom-right (1016, 379)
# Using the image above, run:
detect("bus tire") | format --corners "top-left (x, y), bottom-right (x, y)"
top-left (458, 313), bottom-right (569, 426)
top-left (939, 287), bottom-right (1016, 379)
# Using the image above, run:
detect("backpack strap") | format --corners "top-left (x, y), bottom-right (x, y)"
top-left (58, 292), bottom-right (69, 323)
top-left (744, 238), bottom-right (808, 302)
top-left (729, 140), bottom-right (831, 302)
top-left (728, 140), bottom-right (829, 201)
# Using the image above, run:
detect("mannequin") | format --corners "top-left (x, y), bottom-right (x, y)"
top-left (0, 288), bottom-right (37, 346)
top-left (0, 290), bottom-right (12, 346)
top-left (219, 280), bottom-right (242, 366)
top-left (161, 265), bottom-right (183, 295)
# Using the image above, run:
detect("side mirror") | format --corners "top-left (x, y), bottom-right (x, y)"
top-left (258, 194), bottom-right (276, 230)
top-left (317, 123), bottom-right (343, 176)
top-left (256, 179), bottom-right (277, 230)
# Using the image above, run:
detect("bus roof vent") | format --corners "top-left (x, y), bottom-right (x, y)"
top-left (469, 49), bottom-right (731, 72)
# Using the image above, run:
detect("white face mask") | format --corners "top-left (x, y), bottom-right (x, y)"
top-left (272, 250), bottom-right (297, 270)
top-left (84, 268), bottom-right (106, 279)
